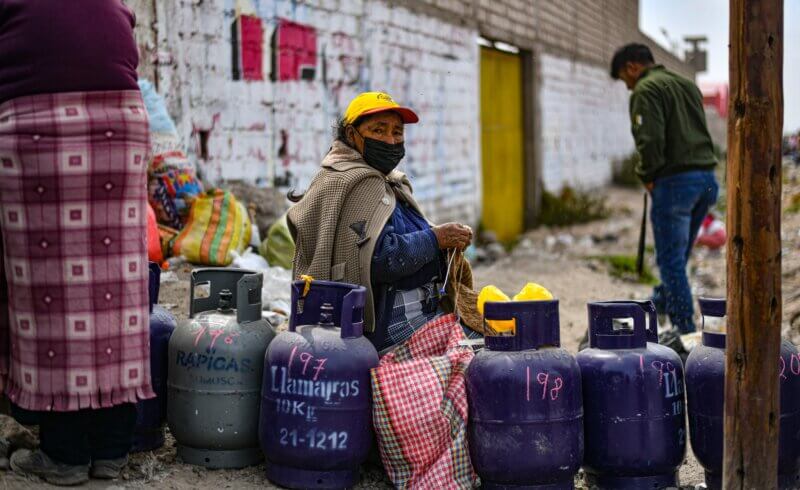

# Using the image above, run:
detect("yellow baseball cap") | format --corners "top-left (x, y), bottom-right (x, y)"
top-left (343, 92), bottom-right (419, 125)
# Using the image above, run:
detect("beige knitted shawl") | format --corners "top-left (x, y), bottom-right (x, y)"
top-left (287, 140), bottom-right (427, 332)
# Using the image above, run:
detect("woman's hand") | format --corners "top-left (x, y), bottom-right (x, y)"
top-left (432, 223), bottom-right (473, 250)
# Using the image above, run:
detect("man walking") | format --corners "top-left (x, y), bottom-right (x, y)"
top-left (611, 43), bottom-right (719, 333)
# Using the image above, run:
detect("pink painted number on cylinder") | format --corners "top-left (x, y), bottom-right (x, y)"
top-left (537, 372), bottom-right (549, 400)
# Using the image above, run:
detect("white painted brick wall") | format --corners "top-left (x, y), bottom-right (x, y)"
top-left (539, 53), bottom-right (635, 192)
top-left (154, 0), bottom-right (480, 226)
top-left (145, 1), bottom-right (649, 225)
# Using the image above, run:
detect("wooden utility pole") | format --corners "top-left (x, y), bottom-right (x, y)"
top-left (724, 0), bottom-right (783, 489)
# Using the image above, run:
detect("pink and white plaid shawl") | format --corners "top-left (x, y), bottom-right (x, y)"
top-left (0, 91), bottom-right (155, 411)
top-left (371, 314), bottom-right (477, 489)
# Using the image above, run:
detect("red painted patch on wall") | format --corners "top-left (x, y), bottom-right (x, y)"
top-left (232, 14), bottom-right (264, 81)
top-left (271, 18), bottom-right (317, 81)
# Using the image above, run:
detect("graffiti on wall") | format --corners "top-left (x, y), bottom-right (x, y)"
top-left (165, 0), bottom-right (479, 225)
top-left (267, 26), bottom-right (365, 190)
top-left (321, 31), bottom-right (365, 115)
top-left (231, 14), bottom-right (265, 80)
top-left (271, 19), bottom-right (317, 81)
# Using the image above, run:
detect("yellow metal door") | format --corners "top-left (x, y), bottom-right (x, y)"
top-left (480, 47), bottom-right (524, 242)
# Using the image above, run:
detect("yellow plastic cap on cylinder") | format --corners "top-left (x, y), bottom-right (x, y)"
top-left (477, 285), bottom-right (515, 333)
top-left (513, 283), bottom-right (554, 301)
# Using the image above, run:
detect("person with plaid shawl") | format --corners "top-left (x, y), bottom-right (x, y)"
top-left (0, 1), bottom-right (154, 485)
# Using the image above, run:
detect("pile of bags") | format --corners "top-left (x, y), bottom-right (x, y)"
top-left (139, 80), bottom-right (295, 269)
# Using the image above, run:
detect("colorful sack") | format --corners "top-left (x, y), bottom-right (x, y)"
top-left (149, 150), bottom-right (194, 173)
top-left (172, 189), bottom-right (252, 266)
top-left (149, 180), bottom-right (181, 229)
top-left (371, 314), bottom-right (477, 489)
top-left (138, 78), bottom-right (203, 228)
top-left (147, 203), bottom-right (163, 264)
top-left (158, 224), bottom-right (180, 260)
top-left (258, 213), bottom-right (295, 270)
top-left (148, 164), bottom-right (203, 228)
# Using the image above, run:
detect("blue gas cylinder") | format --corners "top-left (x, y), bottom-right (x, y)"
top-left (576, 301), bottom-right (686, 489)
top-left (132, 263), bottom-right (177, 452)
top-left (466, 300), bottom-right (583, 489)
top-left (260, 280), bottom-right (379, 489)
top-left (686, 298), bottom-right (800, 489)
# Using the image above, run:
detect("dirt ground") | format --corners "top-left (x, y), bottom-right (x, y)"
top-left (3, 162), bottom-right (800, 489)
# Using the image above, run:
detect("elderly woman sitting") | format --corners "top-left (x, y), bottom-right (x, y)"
top-left (288, 92), bottom-right (475, 351)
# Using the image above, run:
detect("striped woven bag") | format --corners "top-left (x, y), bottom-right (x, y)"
top-left (172, 189), bottom-right (251, 266)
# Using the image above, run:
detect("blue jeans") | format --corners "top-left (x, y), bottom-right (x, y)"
top-left (650, 170), bottom-right (719, 333)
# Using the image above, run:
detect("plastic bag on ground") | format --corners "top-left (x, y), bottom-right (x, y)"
top-left (231, 249), bottom-right (269, 271)
top-left (259, 213), bottom-right (295, 270)
top-left (695, 213), bottom-right (726, 249)
top-left (261, 267), bottom-right (292, 313)
top-left (230, 250), bottom-right (292, 314)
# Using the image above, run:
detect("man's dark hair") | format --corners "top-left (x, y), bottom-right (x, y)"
top-left (610, 43), bottom-right (655, 79)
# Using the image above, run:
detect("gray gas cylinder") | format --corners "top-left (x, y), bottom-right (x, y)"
top-left (167, 268), bottom-right (276, 469)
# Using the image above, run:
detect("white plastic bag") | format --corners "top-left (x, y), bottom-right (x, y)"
top-left (231, 249), bottom-right (270, 271)
top-left (261, 266), bottom-right (292, 311)
top-left (230, 250), bottom-right (292, 313)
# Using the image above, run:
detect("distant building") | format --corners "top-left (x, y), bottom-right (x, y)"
top-left (129, 0), bottom-right (695, 240)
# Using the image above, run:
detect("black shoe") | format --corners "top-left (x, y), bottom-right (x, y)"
top-left (91, 455), bottom-right (128, 479)
top-left (10, 449), bottom-right (89, 486)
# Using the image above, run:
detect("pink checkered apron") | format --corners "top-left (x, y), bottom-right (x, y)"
top-left (0, 91), bottom-right (155, 411)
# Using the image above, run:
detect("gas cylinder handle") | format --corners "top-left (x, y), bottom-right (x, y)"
top-left (588, 302), bottom-right (648, 349)
top-left (236, 272), bottom-right (263, 323)
top-left (339, 287), bottom-right (367, 339)
top-left (483, 300), bottom-right (560, 351)
top-left (288, 280), bottom-right (303, 332)
top-left (189, 268), bottom-right (258, 318)
top-left (289, 280), bottom-right (366, 335)
top-left (699, 297), bottom-right (726, 332)
top-left (640, 300), bottom-right (659, 343)
top-left (148, 262), bottom-right (161, 314)
top-left (600, 300), bottom-right (658, 343)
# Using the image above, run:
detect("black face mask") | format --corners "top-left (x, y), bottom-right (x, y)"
top-left (354, 129), bottom-right (405, 174)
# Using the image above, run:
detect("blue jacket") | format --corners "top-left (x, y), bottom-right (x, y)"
top-left (369, 201), bottom-right (443, 347)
